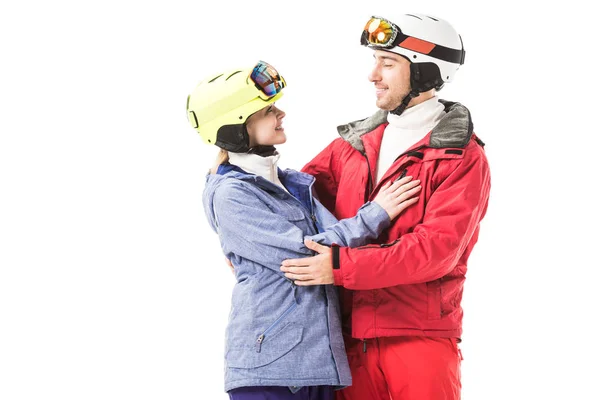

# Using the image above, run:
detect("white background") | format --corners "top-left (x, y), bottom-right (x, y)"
top-left (1, 1), bottom-right (598, 399)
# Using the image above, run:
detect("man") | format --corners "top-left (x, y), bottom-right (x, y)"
top-left (279, 13), bottom-right (491, 400)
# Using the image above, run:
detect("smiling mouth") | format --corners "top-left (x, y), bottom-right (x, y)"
top-left (375, 88), bottom-right (388, 98)
top-left (275, 125), bottom-right (284, 130)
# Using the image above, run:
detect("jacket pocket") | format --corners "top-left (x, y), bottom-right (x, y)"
top-left (356, 238), bottom-right (400, 250)
top-left (426, 279), bottom-right (442, 320)
top-left (226, 321), bottom-right (304, 368)
top-left (255, 302), bottom-right (298, 353)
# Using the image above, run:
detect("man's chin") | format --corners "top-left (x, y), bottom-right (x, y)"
top-left (375, 99), bottom-right (395, 111)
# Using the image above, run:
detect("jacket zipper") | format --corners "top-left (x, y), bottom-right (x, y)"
top-left (355, 163), bottom-right (412, 250)
top-left (255, 302), bottom-right (298, 353)
top-left (353, 165), bottom-right (409, 251)
top-left (395, 168), bottom-right (408, 182)
top-left (282, 178), bottom-right (321, 234)
top-left (365, 143), bottom-right (423, 201)
top-left (360, 143), bottom-right (425, 202)
top-left (356, 238), bottom-right (400, 250)
top-left (362, 154), bottom-right (374, 203)
top-left (311, 213), bottom-right (321, 232)
top-left (308, 180), bottom-right (323, 233)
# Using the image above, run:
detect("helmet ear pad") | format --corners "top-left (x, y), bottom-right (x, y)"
top-left (215, 123), bottom-right (250, 153)
top-left (410, 62), bottom-right (446, 93)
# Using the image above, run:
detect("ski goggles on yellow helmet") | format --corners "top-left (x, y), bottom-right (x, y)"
top-left (251, 60), bottom-right (286, 99)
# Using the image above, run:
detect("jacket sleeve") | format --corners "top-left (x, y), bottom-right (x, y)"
top-left (333, 148), bottom-right (491, 289)
top-left (212, 182), bottom-right (314, 274)
top-left (306, 199), bottom-right (391, 248)
top-left (213, 181), bottom-right (391, 274)
top-left (301, 139), bottom-right (341, 212)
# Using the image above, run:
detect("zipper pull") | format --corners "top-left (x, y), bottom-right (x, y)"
top-left (394, 169), bottom-right (408, 182)
top-left (256, 334), bottom-right (265, 353)
top-left (363, 339), bottom-right (367, 353)
top-left (311, 214), bottom-right (323, 234)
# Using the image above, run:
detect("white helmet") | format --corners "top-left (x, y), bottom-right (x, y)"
top-left (361, 13), bottom-right (465, 113)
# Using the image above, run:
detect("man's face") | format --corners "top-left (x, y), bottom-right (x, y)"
top-left (368, 50), bottom-right (411, 111)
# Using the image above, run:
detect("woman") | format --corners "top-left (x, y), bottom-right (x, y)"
top-left (186, 61), bottom-right (421, 400)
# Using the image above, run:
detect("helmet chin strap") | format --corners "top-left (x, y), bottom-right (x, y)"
top-left (390, 89), bottom-right (420, 116)
top-left (390, 61), bottom-right (446, 116)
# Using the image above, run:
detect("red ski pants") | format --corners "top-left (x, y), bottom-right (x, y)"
top-left (336, 336), bottom-right (463, 400)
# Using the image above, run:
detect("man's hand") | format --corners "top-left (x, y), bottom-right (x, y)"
top-left (280, 239), bottom-right (334, 286)
top-left (225, 258), bottom-right (235, 275)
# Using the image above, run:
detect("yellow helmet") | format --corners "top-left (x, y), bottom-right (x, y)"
top-left (186, 60), bottom-right (286, 153)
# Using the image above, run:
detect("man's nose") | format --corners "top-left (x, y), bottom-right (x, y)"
top-left (368, 66), bottom-right (381, 82)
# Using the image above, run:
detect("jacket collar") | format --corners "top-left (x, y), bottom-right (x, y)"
top-left (337, 99), bottom-right (474, 154)
top-left (215, 163), bottom-right (314, 195)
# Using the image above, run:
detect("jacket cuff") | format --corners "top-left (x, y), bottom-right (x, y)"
top-left (331, 244), bottom-right (343, 286)
top-left (361, 201), bottom-right (392, 229)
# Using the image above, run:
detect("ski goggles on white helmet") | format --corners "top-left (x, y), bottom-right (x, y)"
top-left (250, 60), bottom-right (286, 99)
top-left (360, 16), bottom-right (465, 65)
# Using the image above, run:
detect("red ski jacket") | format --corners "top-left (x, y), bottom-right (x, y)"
top-left (302, 100), bottom-right (491, 339)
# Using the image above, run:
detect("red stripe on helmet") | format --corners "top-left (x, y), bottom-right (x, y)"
top-left (398, 37), bottom-right (436, 54)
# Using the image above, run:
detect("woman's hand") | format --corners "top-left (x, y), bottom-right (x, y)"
top-left (373, 176), bottom-right (421, 221)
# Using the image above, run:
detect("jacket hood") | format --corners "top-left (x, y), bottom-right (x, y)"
top-left (202, 166), bottom-right (249, 233)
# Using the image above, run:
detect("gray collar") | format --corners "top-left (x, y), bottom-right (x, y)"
top-left (337, 99), bottom-right (474, 153)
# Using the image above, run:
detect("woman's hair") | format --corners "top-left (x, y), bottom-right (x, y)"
top-left (210, 149), bottom-right (229, 174)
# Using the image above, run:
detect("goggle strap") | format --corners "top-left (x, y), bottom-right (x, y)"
top-left (385, 33), bottom-right (465, 65)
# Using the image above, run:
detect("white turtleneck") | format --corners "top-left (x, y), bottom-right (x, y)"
top-left (376, 96), bottom-right (446, 183)
top-left (228, 151), bottom-right (289, 193)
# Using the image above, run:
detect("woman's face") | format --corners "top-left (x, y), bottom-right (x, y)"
top-left (246, 103), bottom-right (286, 147)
